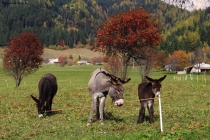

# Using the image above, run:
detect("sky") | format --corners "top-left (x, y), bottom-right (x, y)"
top-left (161, 0), bottom-right (210, 11)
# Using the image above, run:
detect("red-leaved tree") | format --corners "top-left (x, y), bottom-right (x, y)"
top-left (153, 51), bottom-right (168, 70)
top-left (58, 55), bottom-right (67, 67)
top-left (93, 7), bottom-right (163, 79)
top-left (3, 32), bottom-right (43, 87)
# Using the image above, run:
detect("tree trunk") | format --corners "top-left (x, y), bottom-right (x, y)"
top-left (15, 76), bottom-right (22, 87)
top-left (121, 62), bottom-right (128, 80)
top-left (120, 54), bottom-right (130, 80)
top-left (138, 59), bottom-right (152, 82)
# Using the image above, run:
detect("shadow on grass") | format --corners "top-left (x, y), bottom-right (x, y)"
top-left (104, 112), bottom-right (124, 122)
top-left (83, 111), bottom-right (124, 123)
top-left (46, 110), bottom-right (63, 116)
top-left (142, 115), bottom-right (159, 123)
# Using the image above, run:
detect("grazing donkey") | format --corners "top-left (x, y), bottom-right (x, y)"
top-left (87, 68), bottom-right (131, 125)
top-left (31, 73), bottom-right (58, 117)
top-left (137, 75), bottom-right (166, 124)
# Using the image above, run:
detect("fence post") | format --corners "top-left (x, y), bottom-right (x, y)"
top-left (158, 95), bottom-right (163, 132)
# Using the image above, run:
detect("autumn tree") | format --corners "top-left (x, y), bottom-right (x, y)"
top-left (153, 51), bottom-right (168, 70)
top-left (68, 54), bottom-right (74, 66)
top-left (91, 56), bottom-right (103, 65)
top-left (104, 55), bottom-right (122, 76)
top-left (136, 49), bottom-right (155, 82)
top-left (169, 50), bottom-right (188, 71)
top-left (93, 8), bottom-right (162, 79)
top-left (3, 32), bottom-right (43, 87)
top-left (202, 43), bottom-right (210, 63)
top-left (58, 55), bottom-right (67, 67)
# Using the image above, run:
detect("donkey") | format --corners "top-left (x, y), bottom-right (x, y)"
top-left (87, 68), bottom-right (131, 125)
top-left (31, 73), bottom-right (58, 118)
top-left (137, 75), bottom-right (166, 124)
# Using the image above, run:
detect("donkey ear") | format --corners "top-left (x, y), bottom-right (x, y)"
top-left (158, 75), bottom-right (167, 83)
top-left (120, 78), bottom-right (131, 84)
top-left (107, 77), bottom-right (116, 85)
top-left (110, 78), bottom-right (119, 85)
top-left (145, 76), bottom-right (154, 82)
top-left (31, 95), bottom-right (39, 103)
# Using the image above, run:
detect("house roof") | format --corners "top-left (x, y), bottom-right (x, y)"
top-left (184, 66), bottom-right (193, 70)
top-left (193, 62), bottom-right (210, 69)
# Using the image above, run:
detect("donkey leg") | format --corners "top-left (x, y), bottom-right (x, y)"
top-left (137, 102), bottom-right (146, 124)
top-left (38, 100), bottom-right (45, 118)
top-left (49, 95), bottom-right (55, 111)
top-left (87, 96), bottom-right (97, 125)
top-left (147, 101), bottom-right (154, 123)
top-left (46, 99), bottom-right (52, 115)
top-left (96, 98), bottom-right (100, 119)
top-left (99, 96), bottom-right (106, 124)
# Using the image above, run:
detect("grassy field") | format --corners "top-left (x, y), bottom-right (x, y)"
top-left (0, 63), bottom-right (210, 140)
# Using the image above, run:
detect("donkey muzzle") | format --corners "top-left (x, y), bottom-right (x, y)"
top-left (38, 114), bottom-right (44, 118)
top-left (114, 99), bottom-right (124, 106)
top-left (155, 92), bottom-right (160, 97)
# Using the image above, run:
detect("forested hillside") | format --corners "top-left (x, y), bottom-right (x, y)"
top-left (1, 0), bottom-right (210, 55)
top-left (160, 9), bottom-right (210, 54)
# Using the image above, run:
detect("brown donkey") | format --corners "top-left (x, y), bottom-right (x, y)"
top-left (137, 75), bottom-right (166, 124)
top-left (31, 73), bottom-right (58, 117)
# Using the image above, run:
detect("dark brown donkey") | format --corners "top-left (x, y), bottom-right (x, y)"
top-left (137, 75), bottom-right (166, 124)
top-left (31, 73), bottom-right (58, 117)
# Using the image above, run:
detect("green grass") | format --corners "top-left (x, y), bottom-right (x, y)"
top-left (0, 64), bottom-right (210, 140)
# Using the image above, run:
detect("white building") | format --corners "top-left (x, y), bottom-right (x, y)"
top-left (77, 60), bottom-right (92, 65)
top-left (48, 58), bottom-right (59, 64)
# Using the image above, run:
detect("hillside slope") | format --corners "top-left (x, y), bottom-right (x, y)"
top-left (0, 47), bottom-right (102, 60)
top-left (43, 48), bottom-right (102, 59)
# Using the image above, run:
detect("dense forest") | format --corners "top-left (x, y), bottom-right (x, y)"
top-left (0, 0), bottom-right (210, 55)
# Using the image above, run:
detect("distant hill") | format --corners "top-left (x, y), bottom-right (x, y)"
top-left (0, 0), bottom-right (191, 49)
top-left (0, 47), bottom-right (102, 60)
top-left (1, 0), bottom-right (210, 55)
top-left (43, 48), bottom-right (102, 60)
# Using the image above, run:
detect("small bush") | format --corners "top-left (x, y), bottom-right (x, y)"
top-left (58, 55), bottom-right (67, 67)
top-left (68, 59), bottom-right (74, 66)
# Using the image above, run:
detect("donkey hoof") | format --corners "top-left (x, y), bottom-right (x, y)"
top-left (137, 120), bottom-right (144, 124)
top-left (149, 121), bottom-right (154, 124)
top-left (38, 114), bottom-right (43, 118)
top-left (86, 123), bottom-right (91, 126)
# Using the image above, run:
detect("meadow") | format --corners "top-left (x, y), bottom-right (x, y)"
top-left (0, 63), bottom-right (210, 140)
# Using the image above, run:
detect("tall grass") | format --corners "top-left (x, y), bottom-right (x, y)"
top-left (0, 64), bottom-right (210, 139)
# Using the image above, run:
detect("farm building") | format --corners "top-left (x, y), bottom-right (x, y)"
top-left (77, 60), bottom-right (92, 65)
top-left (48, 58), bottom-right (59, 64)
top-left (184, 66), bottom-right (193, 74)
top-left (184, 62), bottom-right (210, 73)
